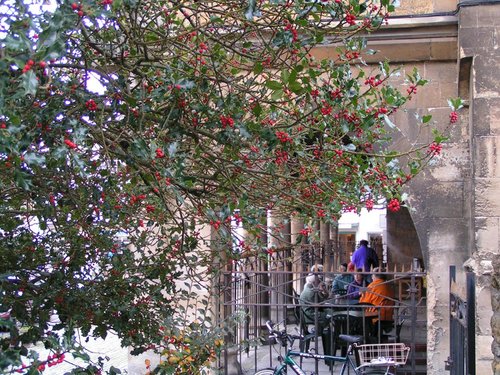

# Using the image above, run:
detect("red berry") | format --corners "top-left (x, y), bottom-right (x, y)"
top-left (71, 3), bottom-right (79, 10)
top-left (64, 139), bottom-right (77, 149)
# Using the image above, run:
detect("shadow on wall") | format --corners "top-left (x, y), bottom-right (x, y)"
top-left (386, 207), bottom-right (424, 270)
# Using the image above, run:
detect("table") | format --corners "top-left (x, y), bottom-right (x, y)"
top-left (323, 298), bottom-right (361, 306)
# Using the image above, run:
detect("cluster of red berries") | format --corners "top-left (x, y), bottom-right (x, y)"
top-left (275, 131), bottom-right (292, 144)
top-left (38, 353), bottom-right (65, 372)
top-left (22, 59), bottom-right (35, 74)
top-left (198, 42), bottom-right (208, 54)
top-left (449, 111), bottom-right (458, 123)
top-left (365, 76), bottom-right (383, 87)
top-left (345, 13), bottom-right (357, 26)
top-left (85, 99), bottom-right (98, 111)
top-left (387, 198), bottom-right (401, 212)
top-left (365, 199), bottom-right (375, 211)
top-left (376, 107), bottom-right (388, 116)
top-left (283, 22), bottom-right (298, 42)
top-left (220, 115), bottom-right (235, 129)
top-left (320, 101), bottom-right (333, 115)
top-left (300, 227), bottom-right (313, 236)
top-left (155, 148), bottom-right (165, 158)
top-left (71, 2), bottom-right (84, 17)
top-left (210, 220), bottom-right (221, 230)
top-left (274, 149), bottom-right (289, 165)
top-left (407, 85), bottom-right (417, 95)
top-left (129, 194), bottom-right (147, 205)
top-left (344, 51), bottom-right (360, 60)
top-left (428, 142), bottom-right (442, 155)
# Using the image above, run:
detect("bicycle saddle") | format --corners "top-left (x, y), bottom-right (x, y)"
top-left (338, 334), bottom-right (363, 344)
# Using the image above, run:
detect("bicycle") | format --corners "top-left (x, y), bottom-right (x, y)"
top-left (253, 321), bottom-right (410, 375)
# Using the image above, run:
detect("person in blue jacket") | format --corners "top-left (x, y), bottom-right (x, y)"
top-left (351, 239), bottom-right (379, 274)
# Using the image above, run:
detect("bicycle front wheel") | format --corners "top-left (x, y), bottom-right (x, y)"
top-left (253, 369), bottom-right (276, 375)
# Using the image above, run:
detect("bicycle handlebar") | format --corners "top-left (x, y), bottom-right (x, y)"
top-left (265, 321), bottom-right (304, 347)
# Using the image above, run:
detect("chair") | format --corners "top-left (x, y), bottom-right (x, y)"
top-left (328, 312), bottom-right (365, 359)
top-left (293, 290), bottom-right (316, 352)
top-left (374, 300), bottom-right (408, 343)
top-left (379, 311), bottom-right (406, 343)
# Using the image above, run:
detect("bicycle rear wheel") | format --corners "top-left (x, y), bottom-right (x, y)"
top-left (253, 369), bottom-right (276, 375)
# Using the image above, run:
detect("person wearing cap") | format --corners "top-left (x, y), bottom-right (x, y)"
top-left (299, 273), bottom-right (329, 327)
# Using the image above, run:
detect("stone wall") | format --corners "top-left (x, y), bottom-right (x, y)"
top-left (393, 0), bottom-right (457, 14)
top-left (402, 61), bottom-right (470, 374)
top-left (458, 2), bottom-right (500, 373)
top-left (492, 256), bottom-right (500, 374)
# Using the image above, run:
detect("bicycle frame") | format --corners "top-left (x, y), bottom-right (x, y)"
top-left (260, 321), bottom-right (404, 375)
top-left (271, 349), bottom-right (359, 374)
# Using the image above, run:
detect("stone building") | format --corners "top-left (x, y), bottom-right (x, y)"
top-left (324, 0), bottom-right (499, 373)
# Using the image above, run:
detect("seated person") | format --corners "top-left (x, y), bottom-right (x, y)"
top-left (359, 269), bottom-right (395, 322)
top-left (331, 263), bottom-right (353, 293)
top-left (300, 273), bottom-right (333, 362)
top-left (345, 269), bottom-right (365, 299)
top-left (299, 274), bottom-right (329, 329)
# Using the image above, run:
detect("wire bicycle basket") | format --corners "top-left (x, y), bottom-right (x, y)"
top-left (356, 343), bottom-right (410, 366)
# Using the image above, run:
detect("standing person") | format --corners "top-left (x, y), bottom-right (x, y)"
top-left (345, 269), bottom-right (365, 300)
top-left (351, 239), bottom-right (379, 273)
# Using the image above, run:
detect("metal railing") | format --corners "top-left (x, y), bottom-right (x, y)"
top-left (445, 265), bottom-right (475, 375)
top-left (215, 253), bottom-right (426, 375)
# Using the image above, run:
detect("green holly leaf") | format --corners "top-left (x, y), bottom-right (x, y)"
top-left (21, 70), bottom-right (38, 96)
top-left (23, 152), bottom-right (46, 166)
top-left (266, 80), bottom-right (283, 90)
top-left (422, 114), bottom-right (432, 124)
top-left (13, 170), bottom-right (32, 191)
